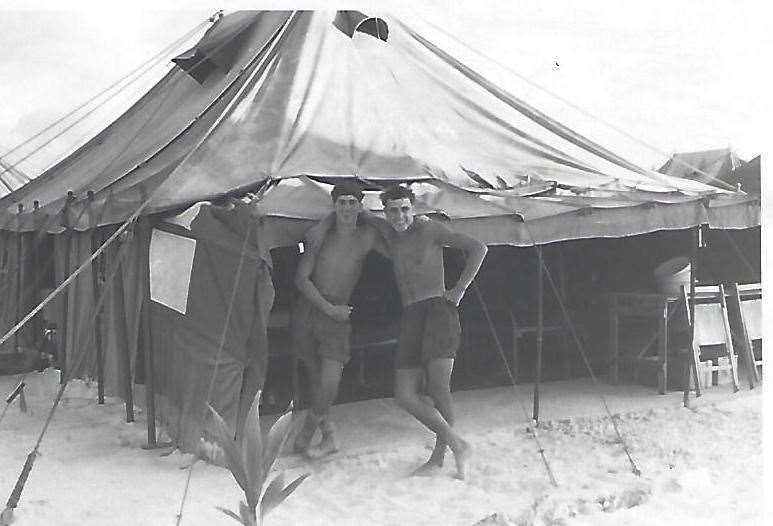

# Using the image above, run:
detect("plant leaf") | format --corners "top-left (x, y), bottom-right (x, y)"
top-left (208, 404), bottom-right (249, 496)
top-left (241, 390), bottom-right (264, 509)
top-left (262, 472), bottom-right (310, 518)
top-left (259, 472), bottom-right (286, 521)
top-left (280, 472), bottom-right (310, 501)
top-left (216, 506), bottom-right (244, 524)
top-left (262, 410), bottom-right (295, 478)
top-left (239, 500), bottom-right (258, 526)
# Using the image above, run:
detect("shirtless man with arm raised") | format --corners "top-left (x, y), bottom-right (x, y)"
top-left (291, 182), bottom-right (384, 459)
top-left (372, 185), bottom-right (487, 480)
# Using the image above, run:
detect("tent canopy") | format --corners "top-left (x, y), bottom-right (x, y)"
top-left (0, 10), bottom-right (751, 236)
top-left (0, 154), bottom-right (30, 198)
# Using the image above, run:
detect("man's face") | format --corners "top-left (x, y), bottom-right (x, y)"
top-left (334, 195), bottom-right (362, 226)
top-left (384, 197), bottom-right (415, 232)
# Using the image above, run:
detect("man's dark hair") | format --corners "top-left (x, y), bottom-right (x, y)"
top-left (331, 181), bottom-right (364, 202)
top-left (379, 185), bottom-right (415, 205)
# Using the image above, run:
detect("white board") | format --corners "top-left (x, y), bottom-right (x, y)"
top-left (149, 229), bottom-right (196, 314)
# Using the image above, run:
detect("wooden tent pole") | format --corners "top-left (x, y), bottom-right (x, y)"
top-left (533, 245), bottom-right (543, 422)
top-left (31, 201), bottom-right (41, 340)
top-left (14, 204), bottom-right (23, 354)
top-left (140, 218), bottom-right (157, 447)
top-left (88, 192), bottom-right (106, 405)
top-left (112, 232), bottom-right (135, 423)
top-left (59, 192), bottom-right (75, 384)
top-left (683, 226), bottom-right (702, 406)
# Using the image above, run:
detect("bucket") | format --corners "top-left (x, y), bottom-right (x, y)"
top-left (653, 256), bottom-right (691, 296)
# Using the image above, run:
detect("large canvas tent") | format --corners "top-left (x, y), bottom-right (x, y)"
top-left (0, 11), bottom-right (759, 451)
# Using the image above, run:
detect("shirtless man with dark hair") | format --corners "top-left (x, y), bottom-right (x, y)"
top-left (291, 181), bottom-right (384, 459)
top-left (375, 185), bottom-right (488, 480)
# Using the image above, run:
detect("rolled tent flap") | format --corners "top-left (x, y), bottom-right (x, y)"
top-left (151, 203), bottom-right (274, 452)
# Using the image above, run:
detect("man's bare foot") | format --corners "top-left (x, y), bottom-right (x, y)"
top-left (412, 439), bottom-right (446, 476)
top-left (293, 415), bottom-right (318, 454)
top-left (305, 434), bottom-right (338, 460)
top-left (412, 459), bottom-right (443, 477)
top-left (452, 439), bottom-right (472, 480)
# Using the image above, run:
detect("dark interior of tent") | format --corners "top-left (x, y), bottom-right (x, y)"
top-left (0, 212), bottom-right (761, 422)
top-left (258, 225), bottom-right (761, 413)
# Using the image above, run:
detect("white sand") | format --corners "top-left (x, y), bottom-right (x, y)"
top-left (0, 370), bottom-right (762, 525)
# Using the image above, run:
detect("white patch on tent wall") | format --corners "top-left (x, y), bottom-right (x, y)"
top-left (149, 229), bottom-right (196, 315)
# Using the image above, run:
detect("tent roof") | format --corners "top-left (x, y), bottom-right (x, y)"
top-left (0, 10), bottom-right (754, 235)
top-left (0, 155), bottom-right (30, 198)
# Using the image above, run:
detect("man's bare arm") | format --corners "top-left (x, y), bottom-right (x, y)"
top-left (357, 209), bottom-right (393, 241)
top-left (434, 223), bottom-right (488, 305)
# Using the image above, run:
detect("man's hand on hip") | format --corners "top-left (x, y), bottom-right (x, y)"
top-left (444, 286), bottom-right (465, 306)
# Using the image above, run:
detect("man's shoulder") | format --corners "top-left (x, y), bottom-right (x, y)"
top-left (417, 217), bottom-right (451, 237)
top-left (358, 222), bottom-right (384, 239)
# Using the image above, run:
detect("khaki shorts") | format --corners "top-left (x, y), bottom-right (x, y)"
top-left (396, 296), bottom-right (460, 369)
top-left (291, 296), bottom-right (351, 364)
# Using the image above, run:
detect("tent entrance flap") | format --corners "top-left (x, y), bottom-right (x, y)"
top-left (150, 203), bottom-right (274, 451)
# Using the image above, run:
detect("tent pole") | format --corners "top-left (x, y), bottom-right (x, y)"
top-left (140, 218), bottom-right (157, 447)
top-left (88, 192), bottom-right (106, 405)
top-left (112, 235), bottom-right (135, 423)
top-left (14, 204), bottom-right (23, 354)
top-left (59, 192), bottom-right (75, 384)
top-left (31, 201), bottom-right (41, 341)
top-left (533, 245), bottom-right (543, 422)
top-left (683, 226), bottom-right (702, 407)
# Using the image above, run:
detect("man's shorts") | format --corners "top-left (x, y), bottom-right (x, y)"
top-left (396, 296), bottom-right (461, 369)
top-left (291, 296), bottom-right (352, 364)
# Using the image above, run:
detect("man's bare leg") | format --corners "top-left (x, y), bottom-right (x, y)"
top-left (305, 358), bottom-right (344, 459)
top-left (395, 368), bottom-right (471, 479)
top-left (293, 357), bottom-right (321, 453)
top-left (413, 358), bottom-right (456, 475)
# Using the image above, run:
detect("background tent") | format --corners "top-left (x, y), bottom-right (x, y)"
top-left (657, 148), bottom-right (756, 192)
top-left (0, 11), bottom-right (760, 451)
top-left (729, 155), bottom-right (761, 196)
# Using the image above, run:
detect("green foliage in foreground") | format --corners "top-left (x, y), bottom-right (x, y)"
top-left (208, 394), bottom-right (309, 526)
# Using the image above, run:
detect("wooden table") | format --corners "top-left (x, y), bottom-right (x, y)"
top-left (607, 292), bottom-right (678, 394)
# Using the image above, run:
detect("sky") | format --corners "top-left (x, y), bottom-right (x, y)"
top-left (0, 0), bottom-right (770, 177)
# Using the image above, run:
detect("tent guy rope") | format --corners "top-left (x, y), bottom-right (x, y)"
top-left (0, 15), bottom-right (214, 179)
top-left (471, 284), bottom-right (559, 487)
top-left (407, 12), bottom-right (739, 192)
top-left (172, 12), bottom-right (302, 525)
top-left (173, 220), bottom-right (254, 526)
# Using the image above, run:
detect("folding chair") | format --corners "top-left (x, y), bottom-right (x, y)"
top-left (727, 283), bottom-right (762, 385)
top-left (690, 284), bottom-right (740, 392)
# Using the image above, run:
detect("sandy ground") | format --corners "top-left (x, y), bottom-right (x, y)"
top-left (0, 370), bottom-right (763, 526)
